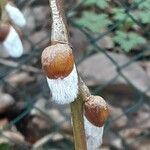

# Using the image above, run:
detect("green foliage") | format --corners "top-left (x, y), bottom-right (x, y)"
top-left (138, 10), bottom-right (150, 24)
top-left (0, 144), bottom-right (12, 150)
top-left (113, 31), bottom-right (146, 52)
top-left (74, 11), bottom-right (110, 32)
top-left (74, 0), bottom-right (149, 52)
top-left (134, 0), bottom-right (150, 9)
top-left (133, 0), bottom-right (150, 24)
top-left (84, 0), bottom-right (108, 9)
top-left (112, 8), bottom-right (134, 25)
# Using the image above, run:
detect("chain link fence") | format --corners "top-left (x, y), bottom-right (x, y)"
top-left (0, 0), bottom-right (149, 149)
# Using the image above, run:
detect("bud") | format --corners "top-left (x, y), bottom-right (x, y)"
top-left (46, 65), bottom-right (78, 104)
top-left (5, 2), bottom-right (26, 27)
top-left (84, 95), bottom-right (109, 127)
top-left (41, 43), bottom-right (74, 79)
top-left (84, 116), bottom-right (104, 150)
top-left (0, 23), bottom-right (10, 42)
top-left (3, 26), bottom-right (23, 58)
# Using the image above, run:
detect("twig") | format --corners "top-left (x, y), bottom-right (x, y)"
top-left (49, 0), bottom-right (87, 149)
top-left (0, 0), bottom-right (6, 20)
top-left (70, 92), bottom-right (87, 150)
top-left (49, 0), bottom-right (68, 44)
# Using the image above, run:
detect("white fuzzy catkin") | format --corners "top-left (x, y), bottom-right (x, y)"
top-left (47, 65), bottom-right (78, 104)
top-left (84, 116), bottom-right (104, 150)
top-left (5, 3), bottom-right (26, 27)
top-left (3, 26), bottom-right (23, 58)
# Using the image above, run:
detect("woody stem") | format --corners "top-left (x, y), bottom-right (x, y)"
top-left (49, 0), bottom-right (87, 149)
top-left (0, 0), bottom-right (6, 19)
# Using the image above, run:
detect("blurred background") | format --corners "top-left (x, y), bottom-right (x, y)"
top-left (0, 0), bottom-right (150, 149)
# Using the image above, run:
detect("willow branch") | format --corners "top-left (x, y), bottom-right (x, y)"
top-left (49, 0), bottom-right (68, 44)
top-left (49, 0), bottom-right (88, 149)
top-left (0, 0), bottom-right (6, 19)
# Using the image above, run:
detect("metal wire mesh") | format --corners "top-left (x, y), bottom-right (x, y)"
top-left (0, 0), bottom-right (149, 149)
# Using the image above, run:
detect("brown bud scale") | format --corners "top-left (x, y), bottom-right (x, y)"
top-left (0, 23), bottom-right (10, 42)
top-left (41, 43), bottom-right (74, 79)
top-left (84, 95), bottom-right (109, 127)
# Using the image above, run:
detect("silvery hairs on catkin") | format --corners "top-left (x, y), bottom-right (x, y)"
top-left (47, 65), bottom-right (78, 104)
top-left (84, 116), bottom-right (104, 150)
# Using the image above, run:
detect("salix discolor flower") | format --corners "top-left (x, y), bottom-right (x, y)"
top-left (84, 96), bottom-right (109, 150)
top-left (41, 0), bottom-right (78, 104)
top-left (0, 0), bottom-right (26, 58)
top-left (0, 22), bottom-right (23, 57)
top-left (41, 0), bottom-right (109, 149)
top-left (84, 116), bottom-right (104, 150)
top-left (5, 0), bottom-right (26, 27)
top-left (84, 95), bottom-right (109, 127)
